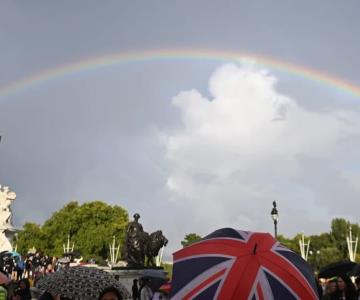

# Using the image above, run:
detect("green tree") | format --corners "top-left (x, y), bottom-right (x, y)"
top-left (16, 201), bottom-right (129, 262)
top-left (15, 222), bottom-right (46, 254)
top-left (277, 234), bottom-right (299, 253)
top-left (181, 233), bottom-right (202, 247)
top-left (330, 218), bottom-right (350, 259)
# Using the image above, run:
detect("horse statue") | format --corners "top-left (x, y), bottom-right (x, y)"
top-left (144, 230), bottom-right (168, 267)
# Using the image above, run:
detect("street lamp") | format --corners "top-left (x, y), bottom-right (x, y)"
top-left (271, 201), bottom-right (279, 239)
top-left (309, 249), bottom-right (321, 272)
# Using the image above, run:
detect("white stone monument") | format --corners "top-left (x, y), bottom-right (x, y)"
top-left (0, 184), bottom-right (17, 251)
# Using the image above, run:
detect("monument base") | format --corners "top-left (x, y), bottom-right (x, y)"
top-left (103, 266), bottom-right (167, 298)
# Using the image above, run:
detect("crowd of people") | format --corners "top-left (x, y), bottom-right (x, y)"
top-left (320, 275), bottom-right (360, 300)
top-left (0, 251), bottom-right (57, 299)
top-left (0, 250), bottom-right (171, 300)
top-left (0, 251), bottom-right (128, 300)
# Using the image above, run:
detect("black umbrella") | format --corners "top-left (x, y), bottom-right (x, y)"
top-left (140, 269), bottom-right (167, 292)
top-left (349, 263), bottom-right (360, 276)
top-left (318, 261), bottom-right (356, 278)
top-left (36, 266), bottom-right (130, 300)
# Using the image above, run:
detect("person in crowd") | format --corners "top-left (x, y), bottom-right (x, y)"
top-left (15, 257), bottom-right (25, 280)
top-left (139, 278), bottom-right (153, 300)
top-left (98, 287), bottom-right (122, 300)
top-left (322, 278), bottom-right (338, 300)
top-left (331, 275), bottom-right (356, 300)
top-left (24, 257), bottom-right (32, 279)
top-left (15, 278), bottom-right (32, 300)
top-left (31, 253), bottom-right (41, 279)
top-left (132, 279), bottom-right (140, 300)
top-left (355, 277), bottom-right (360, 300)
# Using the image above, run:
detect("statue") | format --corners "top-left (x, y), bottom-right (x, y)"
top-left (143, 230), bottom-right (168, 267)
top-left (0, 185), bottom-right (17, 251)
top-left (123, 213), bottom-right (146, 267)
top-left (0, 185), bottom-right (16, 227)
top-left (123, 213), bottom-right (168, 268)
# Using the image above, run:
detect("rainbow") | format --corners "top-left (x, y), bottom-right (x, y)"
top-left (1, 48), bottom-right (360, 99)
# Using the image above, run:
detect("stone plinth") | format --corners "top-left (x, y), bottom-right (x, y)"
top-left (103, 267), bottom-right (167, 299)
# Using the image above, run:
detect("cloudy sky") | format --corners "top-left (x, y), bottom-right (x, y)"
top-left (1, 1), bottom-right (360, 258)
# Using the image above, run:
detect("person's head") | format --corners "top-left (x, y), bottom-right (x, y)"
top-left (133, 279), bottom-right (138, 285)
top-left (133, 213), bottom-right (140, 222)
top-left (337, 276), bottom-right (346, 291)
top-left (19, 278), bottom-right (30, 290)
top-left (98, 287), bottom-right (122, 300)
top-left (326, 279), bottom-right (337, 294)
top-left (336, 274), bottom-right (356, 297)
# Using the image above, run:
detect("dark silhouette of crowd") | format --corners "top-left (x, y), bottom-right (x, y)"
top-left (321, 275), bottom-right (360, 300)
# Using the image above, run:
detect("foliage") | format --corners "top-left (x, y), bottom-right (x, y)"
top-left (16, 201), bottom-right (129, 262)
top-left (162, 262), bottom-right (173, 279)
top-left (181, 233), bottom-right (202, 248)
top-left (15, 222), bottom-right (47, 254)
top-left (278, 218), bottom-right (360, 272)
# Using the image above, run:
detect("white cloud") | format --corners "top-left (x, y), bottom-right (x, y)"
top-left (163, 63), bottom-right (360, 239)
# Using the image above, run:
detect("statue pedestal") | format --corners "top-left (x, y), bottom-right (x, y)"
top-left (103, 266), bottom-right (167, 298)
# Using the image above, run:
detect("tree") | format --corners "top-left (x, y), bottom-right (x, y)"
top-left (181, 233), bottom-right (202, 247)
top-left (330, 218), bottom-right (350, 259)
top-left (15, 222), bottom-right (46, 254)
top-left (16, 201), bottom-right (129, 262)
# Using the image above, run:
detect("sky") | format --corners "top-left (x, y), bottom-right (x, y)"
top-left (1, 1), bottom-right (360, 260)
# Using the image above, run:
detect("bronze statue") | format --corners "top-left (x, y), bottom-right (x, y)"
top-left (124, 213), bottom-right (146, 267)
top-left (123, 213), bottom-right (168, 268)
top-left (144, 230), bottom-right (168, 267)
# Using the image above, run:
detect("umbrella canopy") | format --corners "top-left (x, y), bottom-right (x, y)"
top-left (349, 263), bottom-right (360, 277)
top-left (36, 266), bottom-right (130, 300)
top-left (171, 228), bottom-right (319, 300)
top-left (159, 281), bottom-right (171, 294)
top-left (10, 251), bottom-right (20, 257)
top-left (318, 261), bottom-right (357, 278)
top-left (141, 269), bottom-right (167, 292)
top-left (0, 272), bottom-right (10, 285)
top-left (141, 269), bottom-right (167, 279)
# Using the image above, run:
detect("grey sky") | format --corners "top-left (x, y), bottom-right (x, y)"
top-left (1, 1), bottom-right (360, 258)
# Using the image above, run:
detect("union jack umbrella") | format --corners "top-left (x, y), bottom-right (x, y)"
top-left (170, 228), bottom-right (319, 300)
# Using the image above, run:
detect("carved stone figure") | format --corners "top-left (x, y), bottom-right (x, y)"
top-left (0, 185), bottom-right (16, 251)
top-left (123, 213), bottom-right (168, 268)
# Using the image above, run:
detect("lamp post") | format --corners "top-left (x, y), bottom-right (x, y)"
top-left (271, 201), bottom-right (279, 239)
top-left (309, 249), bottom-right (321, 272)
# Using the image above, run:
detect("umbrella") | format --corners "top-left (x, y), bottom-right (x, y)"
top-left (141, 269), bottom-right (167, 292)
top-left (36, 266), bottom-right (130, 300)
top-left (0, 251), bottom-right (12, 259)
top-left (318, 261), bottom-right (357, 278)
top-left (170, 228), bottom-right (319, 300)
top-left (141, 269), bottom-right (167, 279)
top-left (0, 272), bottom-right (10, 285)
top-left (159, 281), bottom-right (171, 294)
top-left (10, 251), bottom-right (20, 257)
top-left (349, 263), bottom-right (360, 276)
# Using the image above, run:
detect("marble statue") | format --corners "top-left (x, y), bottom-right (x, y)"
top-left (0, 185), bottom-right (16, 251)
